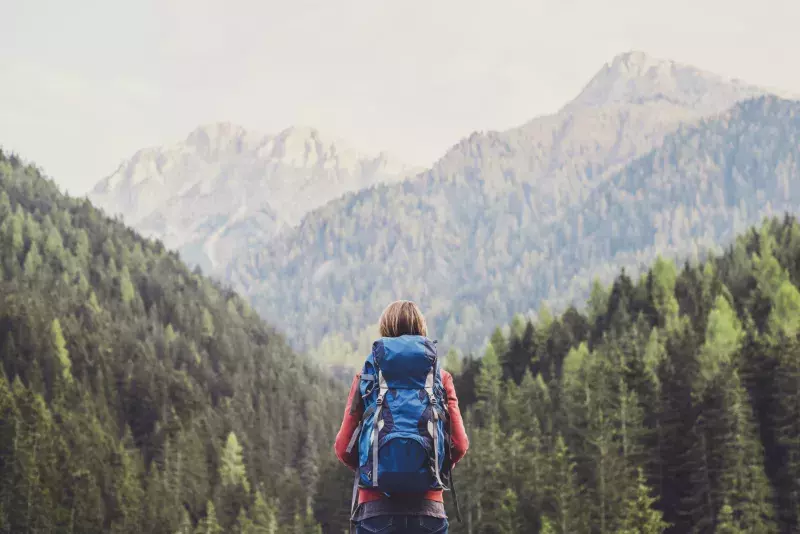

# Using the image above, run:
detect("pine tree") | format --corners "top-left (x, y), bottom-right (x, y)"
top-left (174, 509), bottom-right (193, 534)
top-left (73, 229), bottom-right (91, 268)
top-left (545, 435), bottom-right (586, 534)
top-left (235, 508), bottom-right (253, 534)
top-left (588, 278), bottom-right (610, 327)
top-left (475, 344), bottom-right (502, 427)
top-left (716, 369), bottom-right (778, 533)
top-left (43, 225), bottom-right (64, 260)
top-left (444, 347), bottom-right (463, 375)
top-left (144, 467), bottom-right (171, 533)
top-left (539, 516), bottom-right (556, 534)
top-left (202, 308), bottom-right (215, 340)
top-left (772, 334), bottom-right (800, 527)
top-left (582, 343), bottom-right (636, 533)
top-left (650, 256), bottom-right (679, 328)
top-left (617, 469), bottom-right (669, 534)
top-left (561, 342), bottom-right (588, 388)
top-left (696, 295), bottom-right (743, 393)
top-left (301, 504), bottom-right (322, 534)
top-left (194, 501), bottom-right (222, 534)
top-left (490, 327), bottom-right (509, 363)
top-left (87, 291), bottom-right (102, 314)
top-left (504, 322), bottom-right (534, 384)
top-left (165, 324), bottom-right (178, 345)
top-left (510, 314), bottom-right (526, 341)
top-left (220, 432), bottom-right (250, 491)
top-left (110, 430), bottom-right (144, 534)
top-left (715, 502), bottom-right (744, 534)
top-left (249, 490), bottom-right (277, 534)
top-left (9, 378), bottom-right (57, 533)
top-left (768, 280), bottom-right (800, 337)
top-left (23, 241), bottom-right (42, 278)
top-left (120, 265), bottom-right (135, 304)
top-left (0, 190), bottom-right (10, 218)
top-left (0, 370), bottom-right (18, 526)
top-left (4, 213), bottom-right (24, 276)
top-left (639, 327), bottom-right (666, 493)
top-left (496, 488), bottom-right (520, 534)
top-left (50, 318), bottom-right (73, 385)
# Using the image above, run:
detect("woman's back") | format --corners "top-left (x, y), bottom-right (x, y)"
top-left (334, 301), bottom-right (469, 534)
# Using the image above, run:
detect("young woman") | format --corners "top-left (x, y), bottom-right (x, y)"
top-left (334, 301), bottom-right (469, 534)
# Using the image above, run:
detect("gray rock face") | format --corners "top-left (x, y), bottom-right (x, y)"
top-left (90, 123), bottom-right (419, 272)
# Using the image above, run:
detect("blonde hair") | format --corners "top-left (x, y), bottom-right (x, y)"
top-left (379, 300), bottom-right (428, 338)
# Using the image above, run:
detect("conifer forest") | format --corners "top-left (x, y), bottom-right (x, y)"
top-left (2, 149), bottom-right (800, 534)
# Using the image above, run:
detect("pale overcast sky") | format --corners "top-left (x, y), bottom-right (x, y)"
top-left (1, 0), bottom-right (799, 194)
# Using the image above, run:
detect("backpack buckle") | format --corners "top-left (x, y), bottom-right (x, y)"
top-left (377, 396), bottom-right (384, 406)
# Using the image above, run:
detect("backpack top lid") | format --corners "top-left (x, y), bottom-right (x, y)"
top-left (372, 335), bottom-right (437, 387)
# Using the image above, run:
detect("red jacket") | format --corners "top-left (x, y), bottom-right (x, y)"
top-left (334, 369), bottom-right (469, 504)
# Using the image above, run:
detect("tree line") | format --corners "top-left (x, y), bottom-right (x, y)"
top-left (443, 215), bottom-right (800, 533)
top-left (0, 149), bottom-right (349, 533)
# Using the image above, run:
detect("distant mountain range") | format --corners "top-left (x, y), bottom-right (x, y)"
top-left (91, 51), bottom-right (800, 359)
top-left (90, 123), bottom-right (419, 272)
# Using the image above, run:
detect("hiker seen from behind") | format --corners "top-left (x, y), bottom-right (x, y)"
top-left (335, 300), bottom-right (469, 533)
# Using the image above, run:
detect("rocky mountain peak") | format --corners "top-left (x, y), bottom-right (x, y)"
top-left (567, 50), bottom-right (764, 112)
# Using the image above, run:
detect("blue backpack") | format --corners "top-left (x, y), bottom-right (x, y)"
top-left (346, 335), bottom-right (450, 509)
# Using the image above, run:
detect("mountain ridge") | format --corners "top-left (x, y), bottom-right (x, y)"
top-left (91, 51), bottom-right (788, 357)
top-left (90, 123), bottom-right (420, 271)
top-left (228, 65), bottom-right (795, 354)
top-left (566, 50), bottom-right (763, 111)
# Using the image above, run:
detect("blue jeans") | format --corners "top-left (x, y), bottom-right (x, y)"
top-left (356, 514), bottom-right (448, 533)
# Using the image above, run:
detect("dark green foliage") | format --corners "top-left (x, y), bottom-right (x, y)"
top-left (0, 153), bottom-right (339, 532)
top-left (447, 218), bottom-right (800, 533)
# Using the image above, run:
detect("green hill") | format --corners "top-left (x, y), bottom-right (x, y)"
top-left (445, 215), bottom-right (800, 533)
top-left (0, 150), bottom-right (351, 533)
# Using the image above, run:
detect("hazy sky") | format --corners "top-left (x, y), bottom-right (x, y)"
top-left (2, 0), bottom-right (799, 194)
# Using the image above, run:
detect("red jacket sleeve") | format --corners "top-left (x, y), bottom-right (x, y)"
top-left (442, 370), bottom-right (469, 465)
top-left (334, 373), bottom-right (362, 471)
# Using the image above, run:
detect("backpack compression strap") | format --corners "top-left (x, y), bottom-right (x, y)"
top-left (348, 405), bottom-right (375, 522)
top-left (425, 367), bottom-right (445, 488)
top-left (371, 370), bottom-right (388, 488)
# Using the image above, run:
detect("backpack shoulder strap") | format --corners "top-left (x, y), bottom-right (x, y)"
top-left (370, 370), bottom-right (388, 488)
top-left (426, 361), bottom-right (444, 488)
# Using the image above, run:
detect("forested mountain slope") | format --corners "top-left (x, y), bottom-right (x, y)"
top-left (446, 216), bottom-right (800, 534)
top-left (229, 93), bottom-right (799, 361)
top-left (0, 150), bottom-right (350, 533)
top-left (530, 95), bottom-right (800, 308)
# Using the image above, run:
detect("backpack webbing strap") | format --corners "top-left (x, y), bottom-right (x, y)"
top-left (450, 470), bottom-right (463, 523)
top-left (371, 371), bottom-right (388, 488)
top-left (350, 469), bottom-right (360, 526)
top-left (446, 393), bottom-right (463, 523)
top-left (345, 421), bottom-right (362, 455)
top-left (350, 386), bottom-right (381, 525)
top-left (345, 405), bottom-right (376, 455)
top-left (425, 367), bottom-right (444, 488)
